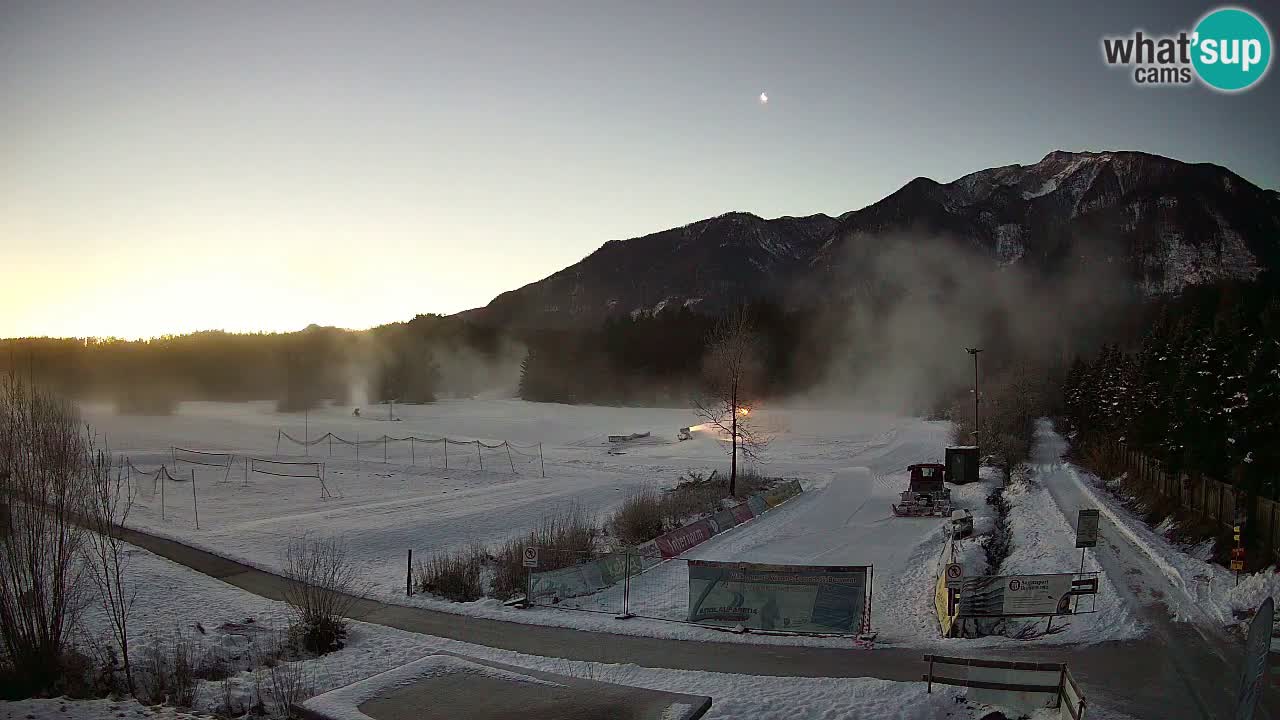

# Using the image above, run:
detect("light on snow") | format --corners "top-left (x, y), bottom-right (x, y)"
top-left (759, 92), bottom-right (768, 105)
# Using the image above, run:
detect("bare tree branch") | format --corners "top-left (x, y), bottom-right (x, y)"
top-left (693, 307), bottom-right (769, 496)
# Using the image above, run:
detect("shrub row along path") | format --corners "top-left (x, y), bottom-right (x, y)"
top-left (117, 457), bottom-right (1269, 720)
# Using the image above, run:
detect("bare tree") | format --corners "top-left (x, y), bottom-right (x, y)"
top-left (693, 308), bottom-right (769, 496)
top-left (0, 374), bottom-right (89, 692)
top-left (281, 536), bottom-right (369, 653)
top-left (83, 446), bottom-right (136, 693)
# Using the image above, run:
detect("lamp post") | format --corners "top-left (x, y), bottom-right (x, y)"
top-left (965, 347), bottom-right (983, 446)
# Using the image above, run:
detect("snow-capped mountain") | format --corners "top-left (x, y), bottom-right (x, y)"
top-left (471, 151), bottom-right (1280, 327)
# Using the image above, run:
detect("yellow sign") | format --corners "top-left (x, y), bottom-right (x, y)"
top-left (934, 572), bottom-right (957, 636)
top-left (1232, 560), bottom-right (1246, 571)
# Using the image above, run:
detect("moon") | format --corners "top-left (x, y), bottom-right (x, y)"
top-left (759, 91), bottom-right (769, 105)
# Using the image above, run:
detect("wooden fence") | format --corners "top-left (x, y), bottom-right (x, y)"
top-left (1111, 441), bottom-right (1280, 563)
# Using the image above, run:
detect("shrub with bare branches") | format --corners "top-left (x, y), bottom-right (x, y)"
top-left (609, 486), bottom-right (666, 546)
top-left (82, 446), bottom-right (136, 693)
top-left (0, 374), bottom-right (91, 694)
top-left (415, 544), bottom-right (485, 602)
top-left (281, 537), bottom-right (368, 654)
top-left (492, 505), bottom-right (595, 599)
top-left (135, 632), bottom-right (200, 707)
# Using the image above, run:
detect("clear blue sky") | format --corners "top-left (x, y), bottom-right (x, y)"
top-left (3, 0), bottom-right (1277, 338)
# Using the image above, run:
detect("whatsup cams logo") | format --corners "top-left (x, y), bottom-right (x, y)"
top-left (1102, 6), bottom-right (1272, 92)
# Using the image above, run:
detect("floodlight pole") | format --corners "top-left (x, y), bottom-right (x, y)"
top-left (965, 348), bottom-right (983, 446)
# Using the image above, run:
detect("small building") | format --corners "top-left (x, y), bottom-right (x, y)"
top-left (945, 446), bottom-right (980, 484)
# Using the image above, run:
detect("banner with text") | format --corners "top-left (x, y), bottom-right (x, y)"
top-left (687, 560), bottom-right (869, 634)
top-left (959, 574), bottom-right (1075, 618)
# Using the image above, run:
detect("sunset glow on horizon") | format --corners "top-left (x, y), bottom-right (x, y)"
top-left (4, 1), bottom-right (1277, 340)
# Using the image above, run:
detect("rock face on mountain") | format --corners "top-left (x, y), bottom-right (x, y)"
top-left (472, 151), bottom-right (1280, 328)
top-left (478, 212), bottom-right (838, 327)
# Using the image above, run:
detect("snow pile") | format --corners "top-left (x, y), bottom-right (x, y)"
top-left (0, 699), bottom-right (206, 720)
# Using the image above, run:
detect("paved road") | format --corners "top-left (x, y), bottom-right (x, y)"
top-left (118, 433), bottom-right (1273, 720)
top-left (1030, 421), bottom-right (1277, 720)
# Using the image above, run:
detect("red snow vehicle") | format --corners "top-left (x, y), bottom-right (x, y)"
top-left (891, 463), bottom-right (953, 517)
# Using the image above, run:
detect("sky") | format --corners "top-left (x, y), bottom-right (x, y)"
top-left (3, 0), bottom-right (1278, 340)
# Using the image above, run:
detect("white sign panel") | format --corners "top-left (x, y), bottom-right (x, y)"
top-left (522, 546), bottom-right (538, 568)
top-left (960, 574), bottom-right (1075, 617)
top-left (945, 563), bottom-right (964, 588)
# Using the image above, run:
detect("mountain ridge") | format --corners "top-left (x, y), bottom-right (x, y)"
top-left (467, 150), bottom-right (1280, 328)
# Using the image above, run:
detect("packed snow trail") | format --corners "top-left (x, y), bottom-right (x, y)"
top-left (1029, 420), bottom-right (1277, 720)
top-left (697, 468), bottom-right (921, 566)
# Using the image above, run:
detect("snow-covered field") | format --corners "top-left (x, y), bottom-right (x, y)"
top-left (81, 399), bottom-right (1139, 648)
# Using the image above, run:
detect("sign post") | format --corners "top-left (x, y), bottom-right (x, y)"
top-left (1232, 521), bottom-right (1245, 584)
top-left (945, 563), bottom-right (964, 588)
top-left (1074, 509), bottom-right (1100, 612)
top-left (522, 546), bottom-right (538, 609)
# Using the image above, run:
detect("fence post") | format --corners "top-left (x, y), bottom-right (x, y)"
top-left (617, 551), bottom-right (633, 619)
top-left (276, 429), bottom-right (281, 455)
top-left (384, 436), bottom-right (388, 463)
top-left (444, 440), bottom-right (448, 470)
top-left (477, 441), bottom-right (483, 470)
top-left (329, 434), bottom-right (332, 457)
top-left (1272, 502), bottom-right (1279, 563)
top-left (191, 469), bottom-right (199, 530)
top-left (411, 437), bottom-right (415, 465)
top-left (161, 466), bottom-right (165, 520)
top-left (506, 443), bottom-right (515, 473)
top-left (526, 559), bottom-right (533, 609)
top-left (407, 549), bottom-right (413, 596)
top-left (539, 443), bottom-right (545, 478)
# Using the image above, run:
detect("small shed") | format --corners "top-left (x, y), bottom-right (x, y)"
top-left (945, 446), bottom-right (980, 484)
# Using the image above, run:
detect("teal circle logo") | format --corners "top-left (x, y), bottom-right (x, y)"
top-left (1192, 7), bottom-right (1272, 91)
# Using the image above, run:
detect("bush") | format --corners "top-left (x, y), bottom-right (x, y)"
top-left (416, 544), bottom-right (485, 602)
top-left (135, 633), bottom-right (201, 708)
top-left (266, 657), bottom-right (314, 719)
top-left (1077, 440), bottom-right (1128, 484)
top-left (492, 505), bottom-right (596, 599)
top-left (609, 486), bottom-right (666, 545)
top-left (0, 376), bottom-right (92, 695)
top-left (607, 470), bottom-right (776, 547)
top-left (281, 537), bottom-right (368, 654)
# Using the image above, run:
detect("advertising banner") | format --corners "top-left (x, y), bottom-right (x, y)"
top-left (747, 494), bottom-right (768, 516)
top-left (730, 502), bottom-right (755, 524)
top-left (710, 509), bottom-right (739, 533)
top-left (935, 571), bottom-right (956, 636)
top-left (687, 560), bottom-right (869, 634)
top-left (764, 480), bottom-right (802, 507)
top-left (530, 561), bottom-right (607, 603)
top-left (654, 519), bottom-right (716, 558)
top-left (959, 574), bottom-right (1075, 617)
top-left (530, 550), bottom-right (647, 603)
